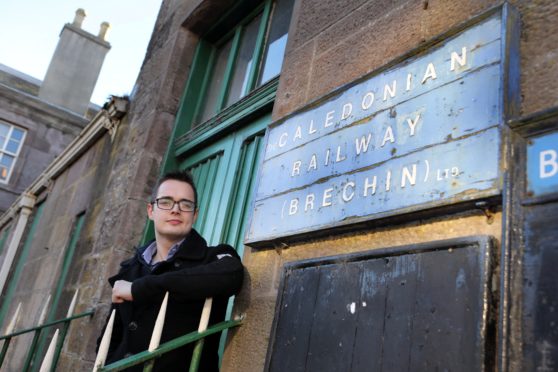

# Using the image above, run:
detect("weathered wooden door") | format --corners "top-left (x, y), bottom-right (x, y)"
top-left (265, 237), bottom-right (497, 371)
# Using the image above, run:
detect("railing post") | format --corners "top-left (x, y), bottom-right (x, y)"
top-left (23, 295), bottom-right (51, 372)
top-left (49, 289), bottom-right (79, 372)
top-left (93, 309), bottom-right (116, 372)
top-left (188, 297), bottom-right (213, 372)
top-left (0, 302), bottom-right (21, 368)
top-left (98, 319), bottom-right (242, 372)
top-left (143, 292), bottom-right (169, 372)
top-left (38, 329), bottom-right (58, 372)
top-left (0, 337), bottom-right (11, 369)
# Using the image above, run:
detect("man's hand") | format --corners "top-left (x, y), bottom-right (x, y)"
top-left (112, 280), bottom-right (133, 303)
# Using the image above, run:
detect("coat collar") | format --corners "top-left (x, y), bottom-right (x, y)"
top-left (137, 229), bottom-right (208, 262)
top-left (174, 229), bottom-right (208, 260)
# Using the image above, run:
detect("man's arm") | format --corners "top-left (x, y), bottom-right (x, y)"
top-left (131, 245), bottom-right (244, 303)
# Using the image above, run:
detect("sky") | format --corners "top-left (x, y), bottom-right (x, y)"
top-left (0, 0), bottom-right (162, 106)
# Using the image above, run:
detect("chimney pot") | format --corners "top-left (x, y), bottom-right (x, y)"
top-left (99, 22), bottom-right (111, 41)
top-left (73, 8), bottom-right (86, 28)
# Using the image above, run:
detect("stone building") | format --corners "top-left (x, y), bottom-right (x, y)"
top-left (0, 0), bottom-right (557, 371)
top-left (0, 9), bottom-right (110, 214)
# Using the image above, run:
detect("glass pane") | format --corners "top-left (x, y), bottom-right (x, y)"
top-left (0, 154), bottom-right (13, 181)
top-left (226, 13), bottom-right (262, 106)
top-left (258, 0), bottom-right (295, 86)
top-left (0, 154), bottom-right (13, 166)
top-left (0, 123), bottom-right (8, 149)
top-left (0, 123), bottom-right (8, 137)
top-left (0, 166), bottom-right (7, 181)
top-left (11, 128), bottom-right (24, 141)
top-left (6, 139), bottom-right (20, 154)
top-left (197, 39), bottom-right (233, 125)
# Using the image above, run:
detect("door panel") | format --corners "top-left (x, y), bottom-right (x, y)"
top-left (265, 237), bottom-right (498, 372)
top-left (188, 151), bottom-right (227, 239)
top-left (222, 134), bottom-right (264, 257)
top-left (180, 113), bottom-right (270, 248)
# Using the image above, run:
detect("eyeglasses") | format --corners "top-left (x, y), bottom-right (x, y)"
top-left (153, 197), bottom-right (196, 212)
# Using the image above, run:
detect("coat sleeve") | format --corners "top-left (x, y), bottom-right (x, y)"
top-left (130, 245), bottom-right (244, 303)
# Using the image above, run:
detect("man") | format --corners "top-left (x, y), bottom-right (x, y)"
top-left (99, 170), bottom-right (244, 371)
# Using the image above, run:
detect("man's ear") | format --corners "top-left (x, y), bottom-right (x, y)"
top-left (147, 202), bottom-right (154, 221)
top-left (193, 208), bottom-right (199, 224)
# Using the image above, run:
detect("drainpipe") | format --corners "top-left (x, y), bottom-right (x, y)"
top-left (0, 193), bottom-right (36, 295)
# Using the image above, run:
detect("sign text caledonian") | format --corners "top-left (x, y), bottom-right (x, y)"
top-left (246, 10), bottom-right (516, 245)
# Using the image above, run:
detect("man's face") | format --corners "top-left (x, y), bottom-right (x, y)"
top-left (147, 179), bottom-right (198, 242)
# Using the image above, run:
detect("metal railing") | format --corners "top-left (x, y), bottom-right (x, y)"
top-left (93, 294), bottom-right (243, 372)
top-left (0, 290), bottom-right (242, 371)
top-left (0, 290), bottom-right (94, 371)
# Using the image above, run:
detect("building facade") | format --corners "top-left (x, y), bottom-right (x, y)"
top-left (0, 9), bottom-right (110, 214)
top-left (0, 66), bottom-right (90, 214)
top-left (0, 0), bottom-right (557, 371)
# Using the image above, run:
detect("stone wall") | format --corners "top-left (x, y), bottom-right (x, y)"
top-left (1, 0), bottom-right (557, 370)
top-left (274, 0), bottom-right (558, 121)
top-left (222, 0), bottom-right (558, 370)
top-left (56, 1), bottom-right (204, 368)
top-left (225, 212), bottom-right (502, 370)
top-left (0, 130), bottom-right (114, 369)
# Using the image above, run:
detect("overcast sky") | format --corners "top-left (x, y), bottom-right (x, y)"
top-left (0, 0), bottom-right (162, 105)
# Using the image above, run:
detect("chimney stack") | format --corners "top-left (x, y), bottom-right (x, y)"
top-left (38, 9), bottom-right (111, 115)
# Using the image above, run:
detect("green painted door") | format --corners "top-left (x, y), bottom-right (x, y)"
top-left (180, 113), bottom-right (269, 253)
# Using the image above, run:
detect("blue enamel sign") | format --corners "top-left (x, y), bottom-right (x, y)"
top-left (527, 132), bottom-right (558, 197)
top-left (246, 9), bottom-right (517, 245)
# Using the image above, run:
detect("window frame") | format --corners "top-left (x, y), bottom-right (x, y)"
top-left (192, 0), bottom-right (273, 127)
top-left (157, 0), bottom-right (287, 173)
top-left (142, 0), bottom-right (291, 245)
top-left (0, 121), bottom-right (27, 184)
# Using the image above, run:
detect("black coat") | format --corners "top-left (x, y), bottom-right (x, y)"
top-left (101, 229), bottom-right (244, 371)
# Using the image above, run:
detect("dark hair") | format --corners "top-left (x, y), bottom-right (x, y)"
top-left (151, 170), bottom-right (198, 206)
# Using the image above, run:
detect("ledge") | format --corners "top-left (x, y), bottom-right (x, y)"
top-left (0, 97), bottom-right (128, 229)
top-left (174, 77), bottom-right (278, 157)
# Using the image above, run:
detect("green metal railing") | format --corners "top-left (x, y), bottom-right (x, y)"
top-left (98, 319), bottom-right (242, 372)
top-left (0, 309), bottom-right (94, 371)
top-left (0, 299), bottom-right (241, 371)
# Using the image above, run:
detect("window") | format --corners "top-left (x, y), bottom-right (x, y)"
top-left (145, 0), bottom-right (294, 245)
top-left (194, 0), bottom-right (295, 126)
top-left (0, 121), bottom-right (26, 183)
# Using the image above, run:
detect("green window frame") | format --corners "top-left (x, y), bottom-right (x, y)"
top-left (181, 113), bottom-right (269, 251)
top-left (33, 212), bottom-right (86, 370)
top-left (143, 0), bottom-right (294, 244)
top-left (187, 0), bottom-right (293, 128)
top-left (193, 4), bottom-right (270, 125)
top-left (169, 0), bottom-right (293, 142)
